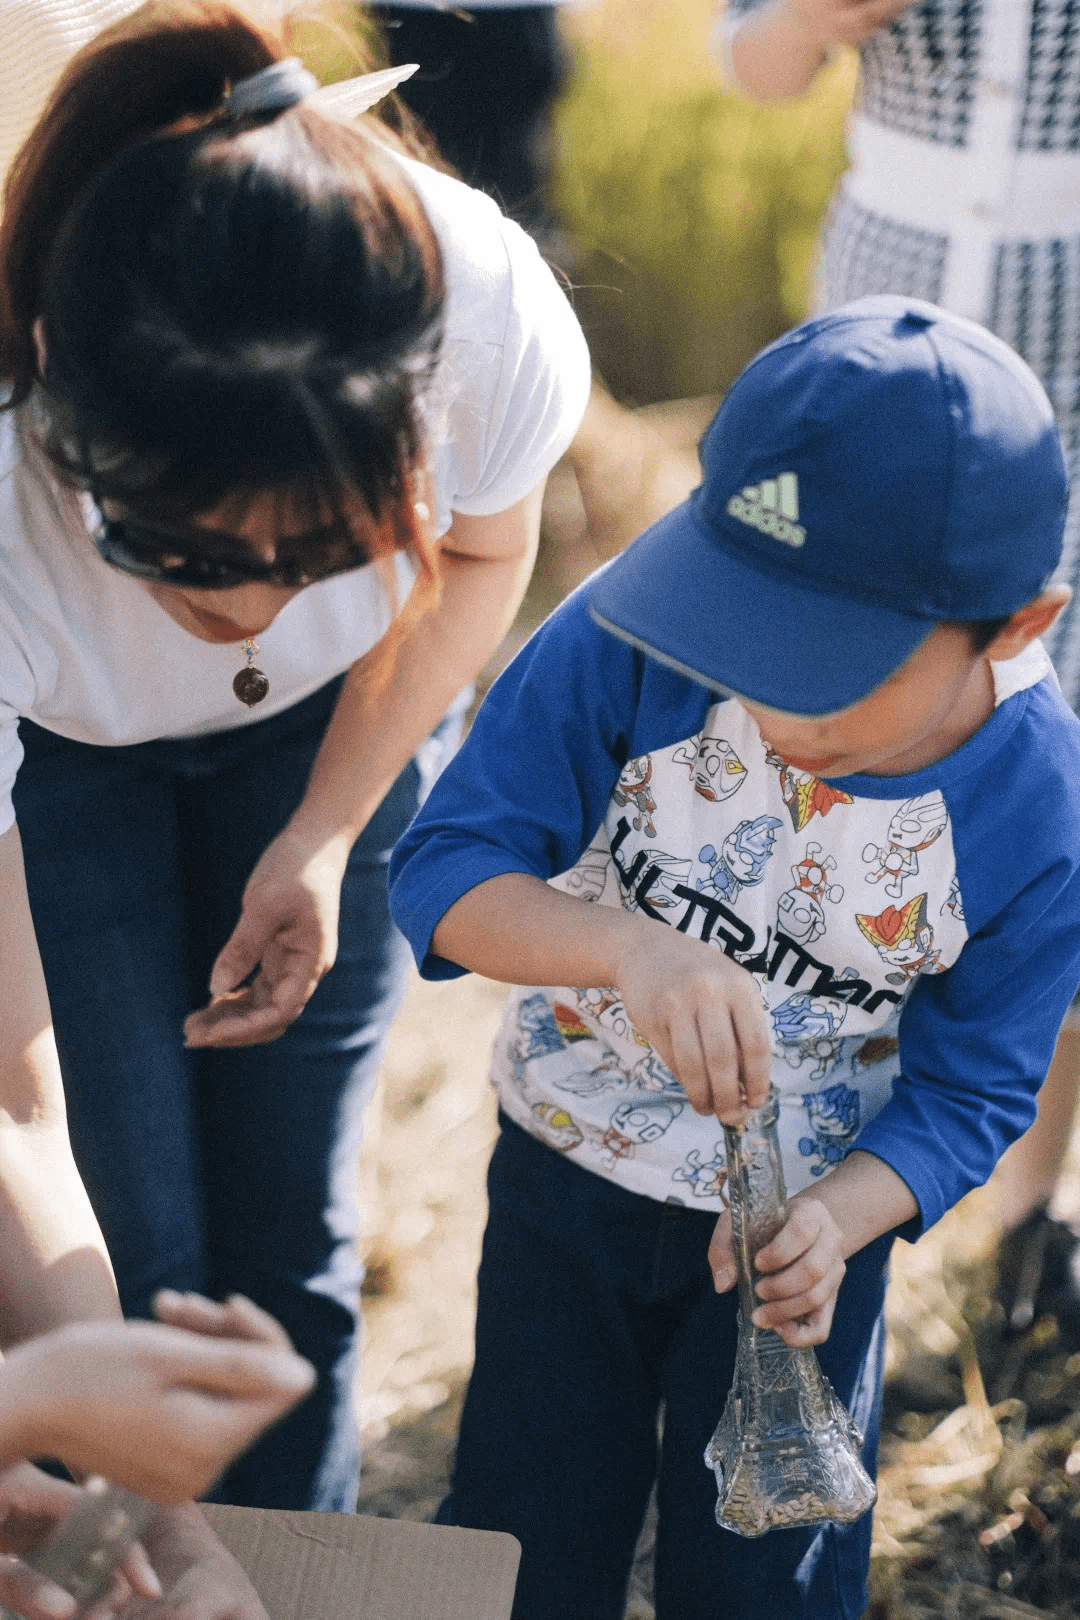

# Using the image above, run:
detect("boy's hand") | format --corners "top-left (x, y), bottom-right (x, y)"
top-left (617, 931), bottom-right (770, 1124)
top-left (781, 0), bottom-right (914, 50)
top-left (709, 1196), bottom-right (846, 1346)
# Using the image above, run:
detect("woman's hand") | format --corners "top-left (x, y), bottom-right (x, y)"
top-left (1, 1297), bottom-right (314, 1504)
top-left (781, 0), bottom-right (914, 51)
top-left (123, 1503), bottom-right (268, 1620)
top-left (183, 828), bottom-right (351, 1048)
top-left (0, 1464), bottom-right (161, 1620)
top-left (616, 931), bottom-right (771, 1125)
top-left (709, 1197), bottom-right (847, 1346)
top-left (726, 0), bottom-right (913, 100)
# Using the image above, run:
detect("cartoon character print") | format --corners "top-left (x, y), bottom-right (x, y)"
top-left (765, 746), bottom-right (854, 831)
top-left (629, 1050), bottom-right (682, 1093)
top-left (613, 757), bottom-right (658, 837)
top-left (563, 844), bottom-right (612, 904)
top-left (516, 993), bottom-right (568, 1060)
top-left (942, 875), bottom-right (965, 922)
top-left (609, 1096), bottom-right (684, 1145)
top-left (633, 851), bottom-right (694, 914)
top-left (573, 986), bottom-right (650, 1048)
top-left (530, 1101), bottom-right (584, 1154)
top-left (855, 894), bottom-right (943, 985)
top-left (698, 815), bottom-right (783, 903)
top-left (775, 842), bottom-right (844, 946)
top-left (551, 1001), bottom-right (594, 1043)
top-left (771, 984), bottom-right (852, 1046)
top-left (553, 1054), bottom-right (628, 1100)
top-left (862, 792), bottom-right (948, 899)
top-left (673, 1142), bottom-right (729, 1200)
top-left (798, 1083), bottom-right (860, 1175)
top-left (772, 985), bottom-right (852, 1081)
top-left (584, 1122), bottom-right (636, 1170)
top-left (672, 733), bottom-right (747, 804)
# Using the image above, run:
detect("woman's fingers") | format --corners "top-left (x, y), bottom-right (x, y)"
top-left (0, 1557), bottom-right (76, 1620)
top-left (119, 1543), bottom-right (163, 1603)
top-left (154, 1291), bottom-right (297, 1352)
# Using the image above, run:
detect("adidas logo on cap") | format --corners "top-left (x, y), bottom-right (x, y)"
top-left (727, 472), bottom-right (806, 548)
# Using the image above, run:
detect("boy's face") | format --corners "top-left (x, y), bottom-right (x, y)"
top-left (739, 622), bottom-right (992, 779)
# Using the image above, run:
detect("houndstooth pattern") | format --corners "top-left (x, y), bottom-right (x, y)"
top-left (857, 0), bottom-right (981, 147)
top-left (1020, 0), bottom-right (1080, 151)
top-left (727, 0), bottom-right (1080, 151)
top-left (1040, 417), bottom-right (1080, 708)
top-left (818, 191), bottom-right (949, 307)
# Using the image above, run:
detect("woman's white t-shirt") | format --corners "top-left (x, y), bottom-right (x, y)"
top-left (0, 154), bottom-right (592, 835)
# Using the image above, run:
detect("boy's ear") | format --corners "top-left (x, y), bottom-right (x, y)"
top-left (985, 585), bottom-right (1072, 660)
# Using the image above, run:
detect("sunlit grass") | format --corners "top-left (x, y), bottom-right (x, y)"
top-left (553, 0), bottom-right (856, 399)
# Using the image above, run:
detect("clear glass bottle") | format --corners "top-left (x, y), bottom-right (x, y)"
top-left (704, 1086), bottom-right (877, 1536)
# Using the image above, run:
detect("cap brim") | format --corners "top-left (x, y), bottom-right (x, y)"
top-left (587, 498), bottom-right (936, 716)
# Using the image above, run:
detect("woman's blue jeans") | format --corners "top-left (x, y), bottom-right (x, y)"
top-left (12, 678), bottom-right (448, 1511)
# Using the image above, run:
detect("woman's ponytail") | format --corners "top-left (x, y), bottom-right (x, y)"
top-left (0, 0), bottom-right (281, 401)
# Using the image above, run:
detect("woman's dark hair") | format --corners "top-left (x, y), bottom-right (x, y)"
top-left (0, 0), bottom-right (446, 579)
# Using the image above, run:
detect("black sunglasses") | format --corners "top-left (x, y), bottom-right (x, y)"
top-left (92, 510), bottom-right (372, 590)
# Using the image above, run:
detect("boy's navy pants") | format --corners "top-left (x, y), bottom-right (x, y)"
top-left (439, 1114), bottom-right (893, 1620)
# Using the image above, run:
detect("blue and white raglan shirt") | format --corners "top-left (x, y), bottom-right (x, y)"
top-left (389, 584), bottom-right (1080, 1234)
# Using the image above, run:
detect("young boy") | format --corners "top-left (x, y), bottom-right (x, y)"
top-left (388, 296), bottom-right (1080, 1620)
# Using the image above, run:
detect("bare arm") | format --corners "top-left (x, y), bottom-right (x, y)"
top-left (291, 483), bottom-right (546, 852)
top-left (185, 484), bottom-right (545, 1047)
top-left (433, 872), bottom-right (772, 1125)
top-left (0, 824), bottom-right (119, 1346)
top-left (725, 0), bottom-right (913, 102)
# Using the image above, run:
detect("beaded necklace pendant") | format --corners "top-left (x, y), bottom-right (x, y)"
top-left (233, 637), bottom-right (270, 707)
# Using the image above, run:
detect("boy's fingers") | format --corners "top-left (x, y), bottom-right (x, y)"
top-left (754, 1202), bottom-right (824, 1271)
top-left (771, 1298), bottom-right (838, 1348)
top-left (667, 1017), bottom-right (712, 1114)
top-left (731, 993), bottom-right (771, 1110)
top-left (753, 1259), bottom-right (846, 1321)
top-left (708, 1211), bottom-right (738, 1291)
top-left (695, 1009), bottom-right (747, 1125)
top-left (754, 1242), bottom-right (841, 1302)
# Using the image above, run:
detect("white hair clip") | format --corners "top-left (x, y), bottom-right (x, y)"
top-left (308, 62), bottom-right (420, 120)
top-left (225, 58), bottom-right (419, 121)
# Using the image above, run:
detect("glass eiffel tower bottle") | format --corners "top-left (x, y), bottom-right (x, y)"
top-left (704, 1086), bottom-right (877, 1537)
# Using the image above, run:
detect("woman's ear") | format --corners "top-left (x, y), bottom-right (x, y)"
top-left (32, 317), bottom-right (46, 378)
top-left (985, 584), bottom-right (1072, 660)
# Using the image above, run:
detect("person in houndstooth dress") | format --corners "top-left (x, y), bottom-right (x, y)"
top-left (721, 0), bottom-right (1080, 1334)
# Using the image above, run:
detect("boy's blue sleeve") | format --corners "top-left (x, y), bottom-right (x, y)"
top-left (855, 689), bottom-right (1080, 1233)
top-left (389, 583), bottom-right (710, 978)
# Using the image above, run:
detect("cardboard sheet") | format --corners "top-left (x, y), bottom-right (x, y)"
top-left (202, 1505), bottom-right (520, 1620)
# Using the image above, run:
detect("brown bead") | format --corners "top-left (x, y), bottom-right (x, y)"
top-left (233, 666), bottom-right (270, 707)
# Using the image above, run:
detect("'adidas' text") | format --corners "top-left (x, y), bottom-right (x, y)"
top-left (727, 472), bottom-right (806, 548)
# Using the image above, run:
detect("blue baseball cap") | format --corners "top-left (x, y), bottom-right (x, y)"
top-left (588, 296), bottom-right (1067, 716)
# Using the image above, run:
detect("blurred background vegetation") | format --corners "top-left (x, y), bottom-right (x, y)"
top-left (552, 0), bottom-right (856, 402)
